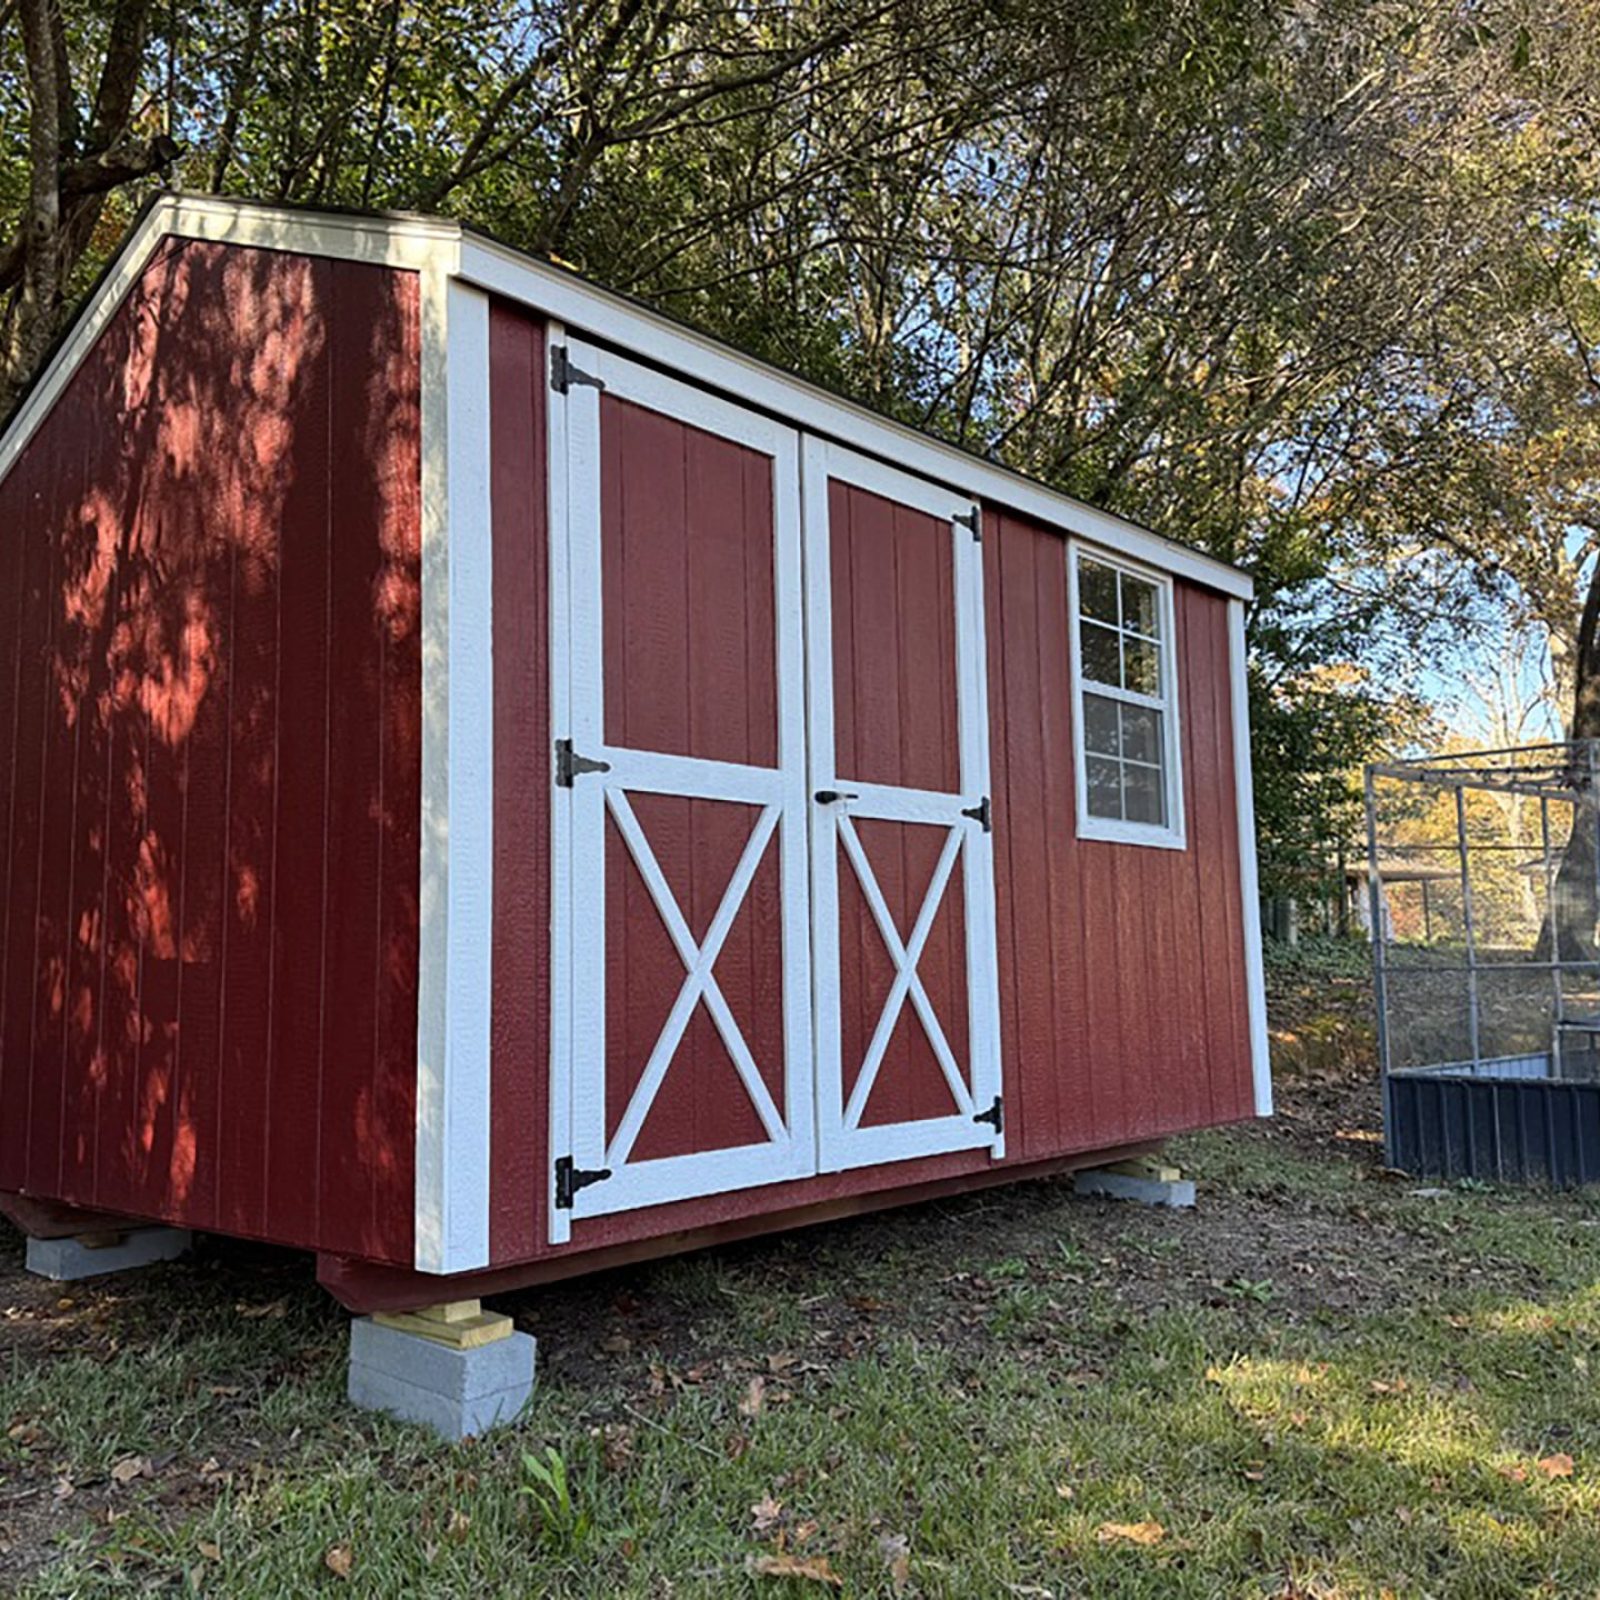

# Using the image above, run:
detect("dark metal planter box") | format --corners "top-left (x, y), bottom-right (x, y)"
top-left (1385, 1059), bottom-right (1600, 1186)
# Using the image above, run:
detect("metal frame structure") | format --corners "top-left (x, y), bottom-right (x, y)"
top-left (1366, 742), bottom-right (1600, 1183)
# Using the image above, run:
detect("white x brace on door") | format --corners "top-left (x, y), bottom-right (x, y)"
top-left (548, 335), bottom-right (814, 1241)
top-left (803, 439), bottom-right (1004, 1172)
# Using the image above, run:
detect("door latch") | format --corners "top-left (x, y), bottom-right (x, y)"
top-left (814, 789), bottom-right (859, 805)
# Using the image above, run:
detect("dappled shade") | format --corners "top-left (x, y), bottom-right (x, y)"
top-left (0, 240), bottom-right (422, 1264)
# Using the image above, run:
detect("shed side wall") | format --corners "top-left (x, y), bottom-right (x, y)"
top-left (483, 303), bottom-right (1254, 1269)
top-left (985, 505), bottom-right (1255, 1156)
top-left (0, 239), bottom-right (422, 1264)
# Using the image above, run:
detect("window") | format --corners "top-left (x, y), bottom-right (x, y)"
top-left (1068, 546), bottom-right (1186, 849)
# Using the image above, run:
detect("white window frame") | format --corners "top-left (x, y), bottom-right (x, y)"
top-left (1067, 541), bottom-right (1187, 851)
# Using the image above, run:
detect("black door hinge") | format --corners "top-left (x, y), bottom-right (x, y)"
top-left (961, 796), bottom-right (991, 832)
top-left (954, 507), bottom-right (981, 542)
top-left (550, 345), bottom-right (606, 395)
top-left (554, 1155), bottom-right (612, 1209)
top-left (974, 1095), bottom-right (1003, 1135)
top-left (555, 737), bottom-right (611, 787)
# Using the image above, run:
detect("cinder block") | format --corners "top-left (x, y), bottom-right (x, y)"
top-left (347, 1316), bottom-right (536, 1441)
top-left (25, 1226), bottom-right (192, 1281)
top-left (1073, 1167), bottom-right (1196, 1209)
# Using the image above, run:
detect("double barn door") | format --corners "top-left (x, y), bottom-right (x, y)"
top-left (549, 339), bottom-right (1001, 1239)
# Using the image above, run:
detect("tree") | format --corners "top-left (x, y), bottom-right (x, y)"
top-left (2, 0), bottom-right (178, 407)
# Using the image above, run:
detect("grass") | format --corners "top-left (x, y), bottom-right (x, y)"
top-left (6, 955), bottom-right (1600, 1595)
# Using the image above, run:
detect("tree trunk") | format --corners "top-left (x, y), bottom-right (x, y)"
top-left (1538, 560), bottom-right (1600, 964)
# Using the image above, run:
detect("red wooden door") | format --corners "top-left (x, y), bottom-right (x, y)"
top-left (549, 338), bottom-right (813, 1239)
top-left (804, 441), bottom-right (1004, 1171)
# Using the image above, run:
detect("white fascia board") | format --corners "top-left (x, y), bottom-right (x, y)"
top-left (1228, 598), bottom-right (1272, 1117)
top-left (456, 235), bottom-right (1253, 602)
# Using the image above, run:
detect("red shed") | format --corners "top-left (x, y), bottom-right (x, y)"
top-left (0, 196), bottom-right (1268, 1316)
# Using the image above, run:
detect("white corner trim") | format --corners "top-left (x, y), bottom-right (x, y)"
top-left (1228, 599), bottom-right (1272, 1117)
top-left (413, 275), bottom-right (495, 1272)
top-left (1066, 541), bottom-right (1188, 852)
top-left (455, 236), bottom-right (1252, 602)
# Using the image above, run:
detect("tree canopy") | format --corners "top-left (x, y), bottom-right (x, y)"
top-left (3, 0), bottom-right (1599, 899)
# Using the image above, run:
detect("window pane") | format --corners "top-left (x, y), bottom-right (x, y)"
top-left (1121, 572), bottom-right (1160, 637)
top-left (1120, 703), bottom-right (1161, 765)
top-left (1078, 558), bottom-right (1119, 624)
top-left (1123, 634), bottom-right (1161, 697)
top-left (1080, 621), bottom-right (1121, 687)
top-left (1124, 761), bottom-right (1166, 826)
top-left (1084, 693), bottom-right (1120, 756)
top-left (1085, 755), bottom-right (1123, 819)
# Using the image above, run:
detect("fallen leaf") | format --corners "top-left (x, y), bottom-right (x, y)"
top-left (1054, 1483), bottom-right (1075, 1500)
top-left (750, 1494), bottom-right (784, 1535)
top-left (445, 1508), bottom-right (471, 1543)
top-left (110, 1455), bottom-right (150, 1485)
top-left (6, 1421), bottom-right (40, 1446)
top-left (324, 1543), bottom-right (354, 1579)
top-left (878, 1531), bottom-right (911, 1591)
top-left (1499, 1463), bottom-right (1529, 1483)
top-left (599, 1333), bottom-right (633, 1355)
top-left (1095, 1521), bottom-right (1164, 1546)
top-left (725, 1432), bottom-right (751, 1461)
top-left (198, 1541), bottom-right (222, 1561)
top-left (235, 1300), bottom-right (286, 1320)
top-left (52, 1478), bottom-right (74, 1501)
top-left (1369, 1378), bottom-right (1407, 1395)
top-left (599, 1424), bottom-right (635, 1473)
top-left (747, 1553), bottom-right (843, 1587)
top-left (1537, 1453), bottom-right (1575, 1479)
top-left (740, 1376), bottom-right (768, 1419)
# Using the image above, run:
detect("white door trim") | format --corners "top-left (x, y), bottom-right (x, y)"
top-left (802, 438), bottom-right (1005, 1173)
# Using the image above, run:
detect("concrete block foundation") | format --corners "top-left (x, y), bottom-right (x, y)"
top-left (1073, 1159), bottom-right (1196, 1209)
top-left (25, 1226), bottom-right (192, 1281)
top-left (347, 1315), bottom-right (536, 1442)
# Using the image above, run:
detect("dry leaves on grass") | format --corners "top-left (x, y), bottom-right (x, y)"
top-left (110, 1455), bottom-right (150, 1485)
top-left (878, 1531), bottom-right (912, 1591)
top-left (1095, 1521), bottom-right (1165, 1546)
top-left (750, 1494), bottom-right (784, 1535)
top-left (324, 1543), bottom-right (354, 1579)
top-left (1538, 1453), bottom-right (1575, 1479)
top-left (740, 1376), bottom-right (767, 1418)
top-left (747, 1553), bottom-right (843, 1587)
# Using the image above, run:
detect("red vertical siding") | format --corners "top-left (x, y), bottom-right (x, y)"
top-left (986, 506), bottom-right (1254, 1158)
top-left (0, 240), bottom-right (422, 1263)
top-left (478, 326), bottom-right (1252, 1270)
top-left (487, 305), bottom-right (548, 1263)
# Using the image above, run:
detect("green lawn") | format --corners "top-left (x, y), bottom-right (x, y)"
top-left (5, 960), bottom-right (1600, 1595)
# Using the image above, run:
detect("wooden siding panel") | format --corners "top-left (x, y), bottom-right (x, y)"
top-left (602, 397), bottom-right (777, 769)
top-left (489, 316), bottom-right (1249, 1273)
top-left (980, 508), bottom-right (1253, 1155)
top-left (0, 241), bottom-right (421, 1263)
top-left (487, 304), bottom-right (547, 1264)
